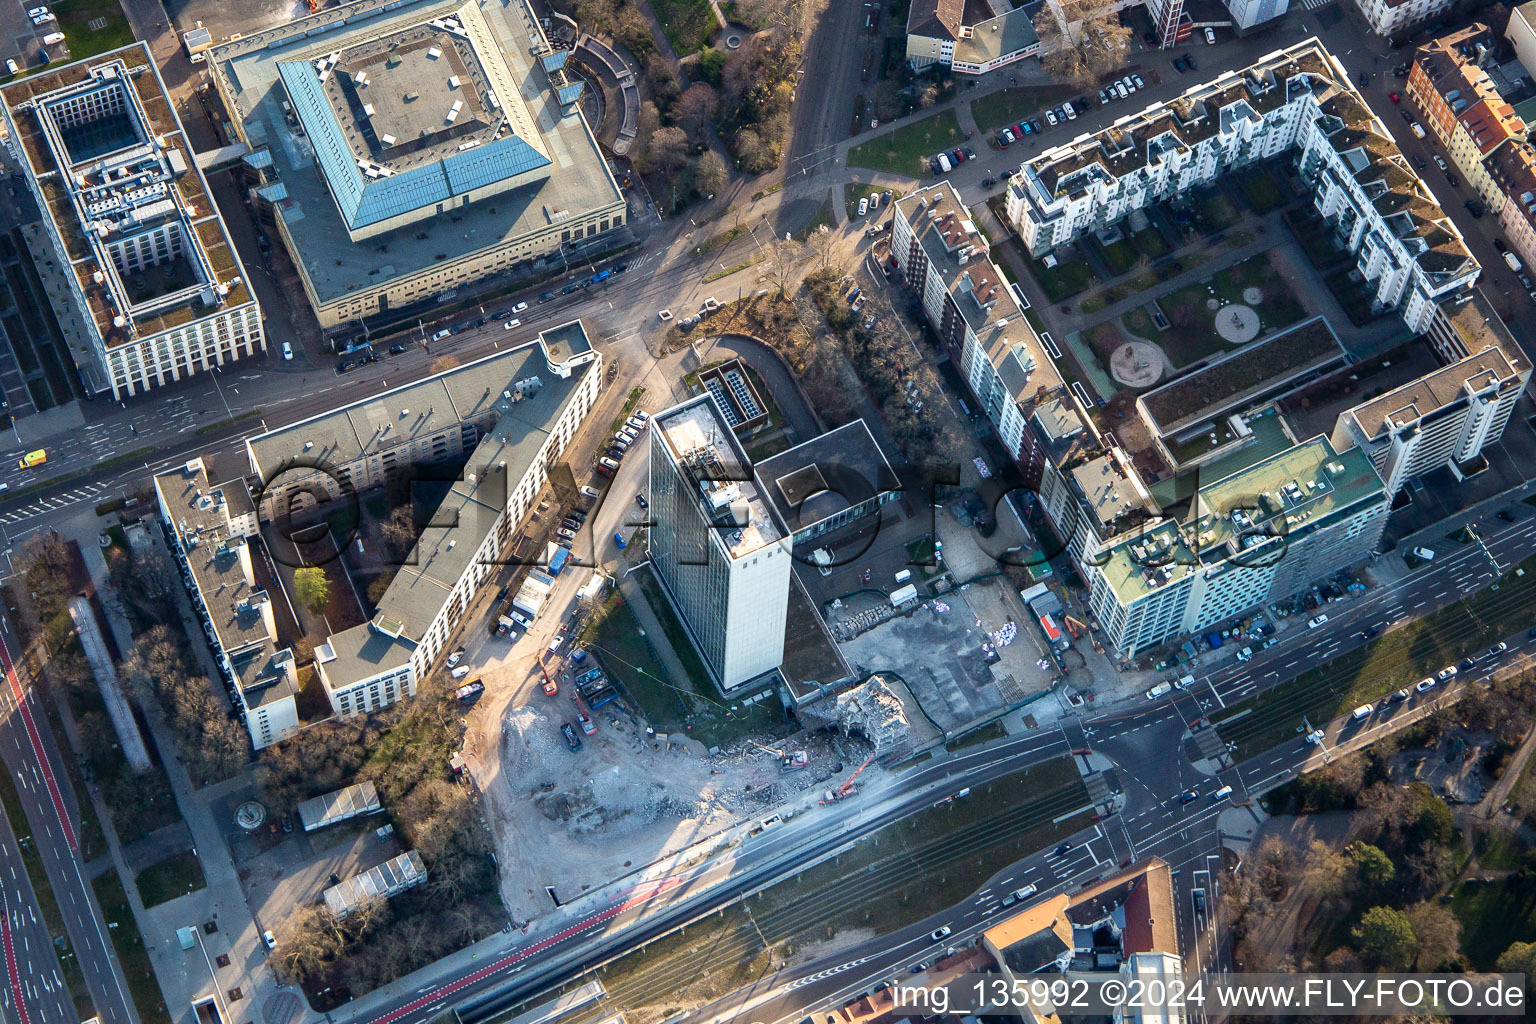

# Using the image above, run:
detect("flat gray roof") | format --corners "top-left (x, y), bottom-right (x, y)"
top-left (317, 619), bottom-right (420, 690)
top-left (247, 342), bottom-right (555, 479)
top-left (754, 420), bottom-right (899, 536)
top-left (209, 0), bottom-right (623, 304)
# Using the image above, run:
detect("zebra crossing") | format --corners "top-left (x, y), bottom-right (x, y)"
top-left (0, 481), bottom-right (109, 525)
top-left (1301, 0), bottom-right (1337, 9)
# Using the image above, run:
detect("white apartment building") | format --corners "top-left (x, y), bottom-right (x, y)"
top-left (1353, 0), bottom-right (1455, 39)
top-left (1006, 39), bottom-right (1478, 334)
top-left (648, 395), bottom-right (791, 692)
top-left (0, 44), bottom-right (264, 399)
top-left (1083, 438), bottom-right (1390, 656)
top-left (1226, 0), bottom-right (1290, 32)
top-left (891, 183), bottom-right (1063, 462)
top-left (1332, 341), bottom-right (1526, 495)
top-left (154, 458), bottom-right (300, 750)
top-left (247, 323), bottom-right (601, 718)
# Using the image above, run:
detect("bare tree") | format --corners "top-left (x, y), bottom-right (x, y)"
top-left (677, 83), bottom-right (719, 143)
top-left (380, 505), bottom-right (420, 562)
top-left (1036, 0), bottom-right (1134, 89)
top-left (695, 151), bottom-right (729, 198)
top-left (759, 239), bottom-right (803, 297)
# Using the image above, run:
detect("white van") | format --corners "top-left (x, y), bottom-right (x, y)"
top-left (858, 198), bottom-right (869, 217)
top-left (1350, 703), bottom-right (1374, 721)
top-left (936, 152), bottom-right (952, 174)
top-left (450, 665), bottom-right (471, 679)
top-left (1176, 674), bottom-right (1196, 689)
top-left (431, 328), bottom-right (451, 342)
top-left (1212, 785), bottom-right (1233, 800)
top-left (1412, 546), bottom-right (1436, 561)
top-left (1505, 252), bottom-right (1523, 272)
top-left (41, 31), bottom-right (64, 45)
top-left (894, 569), bottom-right (912, 584)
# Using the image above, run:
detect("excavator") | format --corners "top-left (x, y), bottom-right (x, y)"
top-left (308, 0), bottom-right (323, 12)
top-left (820, 752), bottom-right (875, 804)
top-left (749, 740), bottom-right (808, 771)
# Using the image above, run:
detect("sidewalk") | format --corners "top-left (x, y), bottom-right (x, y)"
top-left (88, 539), bottom-right (307, 1024)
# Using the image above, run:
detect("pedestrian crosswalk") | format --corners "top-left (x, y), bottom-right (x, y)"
top-left (1301, 0), bottom-right (1337, 9)
top-left (0, 481), bottom-right (108, 525)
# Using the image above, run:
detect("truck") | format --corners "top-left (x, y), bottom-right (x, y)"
top-left (511, 570), bottom-right (555, 621)
top-left (453, 680), bottom-right (485, 703)
top-left (547, 545), bottom-right (570, 576)
top-left (496, 615), bottom-right (518, 637)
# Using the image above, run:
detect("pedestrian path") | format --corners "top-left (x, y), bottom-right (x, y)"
top-left (1301, 0), bottom-right (1337, 9)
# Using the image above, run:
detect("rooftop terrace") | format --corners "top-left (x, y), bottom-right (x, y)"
top-left (657, 396), bottom-right (781, 559)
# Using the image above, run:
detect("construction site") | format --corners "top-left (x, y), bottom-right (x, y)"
top-left (460, 606), bottom-right (919, 922)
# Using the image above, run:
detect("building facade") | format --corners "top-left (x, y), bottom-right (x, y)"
top-left (154, 458), bottom-right (300, 751)
top-left (905, 0), bottom-right (1039, 75)
top-left (0, 44), bottom-right (264, 399)
top-left (1331, 340), bottom-right (1527, 495)
top-left (892, 182), bottom-right (1063, 462)
top-left (1006, 39), bottom-right (1479, 334)
top-left (1352, 0), bottom-right (1455, 39)
top-left (649, 395), bottom-right (791, 691)
top-left (1407, 25), bottom-right (1522, 215)
top-left (208, 0), bottom-right (626, 331)
top-left (1489, 141), bottom-right (1536, 273)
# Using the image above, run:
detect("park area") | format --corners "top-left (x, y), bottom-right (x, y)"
top-left (847, 110), bottom-right (964, 177)
top-left (1139, 250), bottom-right (1308, 368)
top-left (651, 0), bottom-right (717, 54)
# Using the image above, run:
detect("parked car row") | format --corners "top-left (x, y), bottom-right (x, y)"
top-left (1099, 74), bottom-right (1144, 105)
top-left (929, 146), bottom-right (976, 174)
top-left (595, 408), bottom-right (650, 478)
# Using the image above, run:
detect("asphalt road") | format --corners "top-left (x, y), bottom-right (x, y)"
top-left (0, 615), bottom-right (137, 1024)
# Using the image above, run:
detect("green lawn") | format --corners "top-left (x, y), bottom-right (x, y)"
top-left (1097, 238), bottom-right (1138, 274)
top-left (1213, 552), bottom-right (1536, 759)
top-left (53, 0), bottom-right (134, 60)
top-left (651, 0), bottom-right (717, 54)
top-left (1238, 171), bottom-right (1287, 213)
top-left (1132, 227), bottom-right (1170, 259)
top-left (1197, 190), bottom-right (1240, 231)
top-left (1031, 258), bottom-right (1100, 303)
top-left (1449, 876), bottom-right (1536, 969)
top-left (847, 110), bottom-right (964, 176)
top-left (93, 869), bottom-right (171, 1024)
top-left (969, 85), bottom-right (1077, 134)
top-left (1155, 251), bottom-right (1306, 367)
top-left (1122, 306), bottom-right (1156, 339)
top-left (134, 849), bottom-right (207, 909)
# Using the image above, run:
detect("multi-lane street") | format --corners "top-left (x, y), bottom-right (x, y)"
top-left (0, 617), bottom-right (136, 1024)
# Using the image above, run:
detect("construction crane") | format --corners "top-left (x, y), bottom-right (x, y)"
top-left (820, 752), bottom-right (875, 803)
top-left (748, 740), bottom-right (808, 771)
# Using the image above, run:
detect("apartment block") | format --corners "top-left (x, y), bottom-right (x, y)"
top-left (1407, 25), bottom-right (1523, 214)
top-left (1488, 141), bottom-right (1536, 273)
top-left (0, 44), bottom-right (264, 399)
top-left (1226, 0), bottom-right (1290, 32)
top-left (1083, 437), bottom-right (1389, 656)
top-left (1006, 38), bottom-right (1478, 333)
top-left (648, 395), bottom-right (791, 692)
top-left (1352, 0), bottom-right (1455, 39)
top-left (248, 324), bottom-right (600, 718)
top-left (891, 182), bottom-right (1063, 461)
top-left (154, 458), bottom-right (299, 751)
top-left (1332, 337), bottom-right (1527, 495)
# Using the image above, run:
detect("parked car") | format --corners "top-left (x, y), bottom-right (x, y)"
top-left (388, 342), bottom-right (410, 354)
top-left (1415, 677), bottom-right (1436, 694)
top-left (635, 493), bottom-right (649, 509)
top-left (511, 301), bottom-right (529, 313)
top-left (282, 341), bottom-right (293, 360)
top-left (1436, 665), bottom-right (1458, 681)
top-left (999, 128), bottom-right (1014, 146)
top-left (614, 532), bottom-right (627, 549)
top-left (538, 291), bottom-right (556, 303)
top-left (1204, 26), bottom-right (1215, 43)
top-left (1131, 73), bottom-right (1145, 89)
top-left (1045, 109), bottom-right (1058, 126)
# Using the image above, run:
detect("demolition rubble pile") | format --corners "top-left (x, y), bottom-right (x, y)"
top-left (803, 675), bottom-right (911, 752)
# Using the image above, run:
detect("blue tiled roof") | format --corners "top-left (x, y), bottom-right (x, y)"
top-left (276, 58), bottom-right (551, 232)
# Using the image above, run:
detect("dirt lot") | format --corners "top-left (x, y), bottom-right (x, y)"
top-left (456, 606), bottom-right (881, 923)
